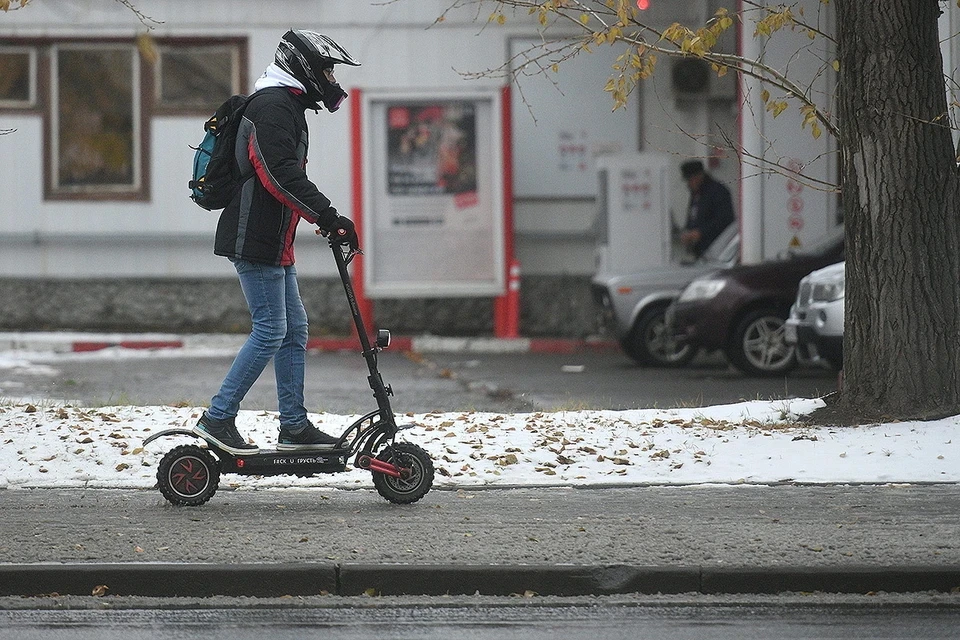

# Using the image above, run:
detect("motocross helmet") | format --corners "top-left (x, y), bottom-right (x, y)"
top-left (274, 30), bottom-right (360, 112)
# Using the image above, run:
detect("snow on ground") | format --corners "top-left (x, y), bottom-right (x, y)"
top-left (0, 397), bottom-right (956, 491)
top-left (0, 347), bottom-right (956, 491)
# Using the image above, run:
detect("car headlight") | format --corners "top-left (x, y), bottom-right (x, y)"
top-left (811, 274), bottom-right (845, 302)
top-left (678, 278), bottom-right (727, 302)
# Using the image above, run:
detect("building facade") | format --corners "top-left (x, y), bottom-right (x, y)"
top-left (1, 0), bottom-right (948, 336)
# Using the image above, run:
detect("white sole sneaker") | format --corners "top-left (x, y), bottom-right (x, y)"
top-left (192, 425), bottom-right (260, 456)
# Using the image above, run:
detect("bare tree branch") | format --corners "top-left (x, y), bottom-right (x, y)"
top-left (439, 0), bottom-right (840, 141)
top-left (113, 0), bottom-right (162, 29)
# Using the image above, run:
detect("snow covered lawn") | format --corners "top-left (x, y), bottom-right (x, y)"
top-left (1, 398), bottom-right (956, 491)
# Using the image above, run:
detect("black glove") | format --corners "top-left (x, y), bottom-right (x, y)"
top-left (330, 215), bottom-right (359, 249)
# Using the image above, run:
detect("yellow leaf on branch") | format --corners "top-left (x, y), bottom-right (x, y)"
top-left (136, 33), bottom-right (158, 64)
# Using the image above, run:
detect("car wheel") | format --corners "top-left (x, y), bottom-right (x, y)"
top-left (726, 307), bottom-right (797, 376)
top-left (621, 305), bottom-right (696, 367)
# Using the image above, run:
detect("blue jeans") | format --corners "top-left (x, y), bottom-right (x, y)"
top-left (207, 259), bottom-right (309, 430)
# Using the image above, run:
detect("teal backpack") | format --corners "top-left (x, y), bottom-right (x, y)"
top-left (189, 94), bottom-right (250, 210)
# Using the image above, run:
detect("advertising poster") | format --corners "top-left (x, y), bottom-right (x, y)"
top-left (363, 91), bottom-right (504, 298)
top-left (386, 102), bottom-right (478, 198)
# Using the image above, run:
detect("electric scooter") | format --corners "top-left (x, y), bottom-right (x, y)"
top-left (144, 236), bottom-right (435, 507)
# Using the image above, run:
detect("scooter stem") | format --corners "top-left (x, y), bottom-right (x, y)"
top-left (330, 240), bottom-right (396, 426)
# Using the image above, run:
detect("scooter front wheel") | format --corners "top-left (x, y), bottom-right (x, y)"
top-left (157, 444), bottom-right (220, 506)
top-left (372, 442), bottom-right (434, 504)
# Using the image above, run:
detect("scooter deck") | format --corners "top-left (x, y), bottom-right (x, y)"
top-left (223, 448), bottom-right (350, 476)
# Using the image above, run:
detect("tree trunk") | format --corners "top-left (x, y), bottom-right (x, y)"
top-left (836, 0), bottom-right (960, 420)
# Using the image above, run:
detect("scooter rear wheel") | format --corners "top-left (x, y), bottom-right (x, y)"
top-left (372, 442), bottom-right (434, 504)
top-left (157, 444), bottom-right (220, 506)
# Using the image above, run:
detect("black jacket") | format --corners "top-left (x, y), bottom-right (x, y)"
top-left (215, 86), bottom-right (340, 265)
top-left (685, 174), bottom-right (736, 257)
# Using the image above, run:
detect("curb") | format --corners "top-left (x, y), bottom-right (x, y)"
top-left (0, 333), bottom-right (618, 356)
top-left (1, 564), bottom-right (957, 598)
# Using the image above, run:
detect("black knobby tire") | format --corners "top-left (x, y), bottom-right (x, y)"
top-left (157, 444), bottom-right (221, 507)
top-left (621, 304), bottom-right (696, 367)
top-left (725, 307), bottom-right (797, 377)
top-left (372, 442), bottom-right (434, 505)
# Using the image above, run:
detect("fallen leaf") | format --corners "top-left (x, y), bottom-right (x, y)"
top-left (497, 454), bottom-right (519, 466)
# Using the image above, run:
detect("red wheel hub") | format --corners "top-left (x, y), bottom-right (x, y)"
top-left (170, 457), bottom-right (209, 496)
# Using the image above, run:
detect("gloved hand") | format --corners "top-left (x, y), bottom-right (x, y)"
top-left (330, 215), bottom-right (359, 250)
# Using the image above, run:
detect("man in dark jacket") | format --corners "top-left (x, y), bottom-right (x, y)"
top-left (679, 160), bottom-right (736, 259)
top-left (195, 30), bottom-right (360, 455)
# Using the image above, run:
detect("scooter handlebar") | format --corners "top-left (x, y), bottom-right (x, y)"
top-left (319, 229), bottom-right (363, 265)
top-left (317, 226), bottom-right (360, 246)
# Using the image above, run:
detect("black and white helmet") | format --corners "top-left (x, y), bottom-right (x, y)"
top-left (275, 30), bottom-right (360, 111)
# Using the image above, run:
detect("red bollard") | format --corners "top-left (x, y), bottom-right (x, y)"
top-left (505, 260), bottom-right (520, 338)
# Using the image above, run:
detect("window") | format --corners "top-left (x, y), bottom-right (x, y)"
top-left (0, 47), bottom-right (35, 108)
top-left (157, 44), bottom-right (241, 112)
top-left (0, 36), bottom-right (246, 201)
top-left (52, 44), bottom-right (140, 193)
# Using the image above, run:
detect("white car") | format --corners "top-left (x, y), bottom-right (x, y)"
top-left (785, 261), bottom-right (844, 369)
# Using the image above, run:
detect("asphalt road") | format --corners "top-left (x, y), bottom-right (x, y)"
top-left (1, 601), bottom-right (958, 640)
top-left (420, 350), bottom-right (840, 411)
top-left (1, 348), bottom-right (840, 414)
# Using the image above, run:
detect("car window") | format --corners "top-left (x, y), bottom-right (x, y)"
top-left (716, 233), bottom-right (740, 263)
top-left (700, 223), bottom-right (738, 263)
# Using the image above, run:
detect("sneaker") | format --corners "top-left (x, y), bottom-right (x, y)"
top-left (193, 413), bottom-right (259, 456)
top-left (277, 420), bottom-right (340, 450)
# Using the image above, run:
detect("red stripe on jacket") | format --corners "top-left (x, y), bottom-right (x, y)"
top-left (247, 129), bottom-right (307, 266)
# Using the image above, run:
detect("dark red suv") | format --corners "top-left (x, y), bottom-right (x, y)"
top-left (668, 226), bottom-right (844, 376)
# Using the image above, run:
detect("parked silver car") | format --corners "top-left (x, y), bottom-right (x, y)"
top-left (591, 224), bottom-right (739, 366)
top-left (785, 261), bottom-right (845, 370)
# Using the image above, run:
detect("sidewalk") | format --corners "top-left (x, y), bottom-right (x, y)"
top-left (1, 485), bottom-right (959, 598)
top-left (0, 331), bottom-right (618, 355)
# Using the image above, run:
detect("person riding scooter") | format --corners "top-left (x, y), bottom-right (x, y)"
top-left (195, 30), bottom-right (360, 456)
